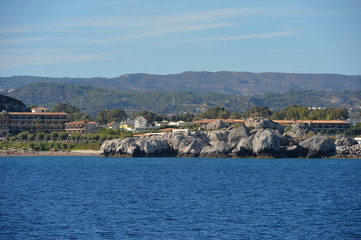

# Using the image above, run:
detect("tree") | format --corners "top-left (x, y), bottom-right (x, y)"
top-left (271, 105), bottom-right (309, 120)
top-left (229, 112), bottom-right (242, 119)
top-left (50, 132), bottom-right (58, 140)
top-left (244, 106), bottom-right (273, 118)
top-left (43, 134), bottom-right (51, 141)
top-left (326, 108), bottom-right (349, 120)
top-left (53, 102), bottom-right (80, 114)
top-left (32, 117), bottom-right (43, 130)
top-left (96, 109), bottom-right (128, 124)
top-left (35, 132), bottom-right (45, 141)
top-left (197, 107), bottom-right (230, 119)
top-left (58, 132), bottom-right (69, 140)
top-left (27, 133), bottom-right (35, 141)
top-left (131, 110), bottom-right (162, 123)
top-left (18, 131), bottom-right (29, 141)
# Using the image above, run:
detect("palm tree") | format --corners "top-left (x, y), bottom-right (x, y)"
top-left (32, 117), bottom-right (44, 130)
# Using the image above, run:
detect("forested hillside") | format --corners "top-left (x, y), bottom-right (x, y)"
top-left (8, 82), bottom-right (361, 116)
top-left (0, 94), bottom-right (28, 112)
top-left (1, 71), bottom-right (361, 95)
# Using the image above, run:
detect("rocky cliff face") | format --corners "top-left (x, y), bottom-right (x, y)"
top-left (100, 118), bottom-right (354, 159)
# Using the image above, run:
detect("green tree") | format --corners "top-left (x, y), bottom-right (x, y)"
top-left (58, 132), bottom-right (69, 140)
top-left (35, 132), bottom-right (45, 141)
top-left (18, 131), bottom-right (29, 141)
top-left (27, 133), bottom-right (35, 141)
top-left (43, 134), bottom-right (51, 141)
top-left (198, 107), bottom-right (230, 119)
top-left (326, 108), bottom-right (349, 120)
top-left (309, 109), bottom-right (327, 120)
top-left (53, 102), bottom-right (80, 114)
top-left (32, 117), bottom-right (43, 130)
top-left (229, 112), bottom-right (242, 119)
top-left (271, 105), bottom-right (310, 120)
top-left (244, 106), bottom-right (272, 118)
top-left (50, 132), bottom-right (58, 140)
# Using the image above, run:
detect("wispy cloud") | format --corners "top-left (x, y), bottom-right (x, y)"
top-left (0, 49), bottom-right (117, 69)
top-left (0, 28), bottom-right (73, 34)
top-left (90, 22), bottom-right (242, 43)
top-left (0, 37), bottom-right (48, 44)
top-left (63, 7), bottom-right (261, 29)
top-left (168, 31), bottom-right (298, 43)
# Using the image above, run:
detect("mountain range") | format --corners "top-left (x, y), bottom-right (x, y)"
top-left (1, 71), bottom-right (361, 95)
top-left (7, 82), bottom-right (361, 116)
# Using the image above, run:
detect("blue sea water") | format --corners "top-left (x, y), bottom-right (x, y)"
top-left (0, 157), bottom-right (361, 240)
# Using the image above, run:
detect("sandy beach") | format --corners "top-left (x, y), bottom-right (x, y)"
top-left (0, 149), bottom-right (102, 157)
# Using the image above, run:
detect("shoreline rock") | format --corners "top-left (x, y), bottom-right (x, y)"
top-left (101, 119), bottom-right (360, 159)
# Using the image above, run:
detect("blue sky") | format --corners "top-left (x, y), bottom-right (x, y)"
top-left (0, 0), bottom-right (360, 77)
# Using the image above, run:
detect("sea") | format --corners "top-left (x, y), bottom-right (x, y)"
top-left (0, 156), bottom-right (360, 240)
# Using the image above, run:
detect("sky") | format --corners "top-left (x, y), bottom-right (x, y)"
top-left (0, 0), bottom-right (360, 77)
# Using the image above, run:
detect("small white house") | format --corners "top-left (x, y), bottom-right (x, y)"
top-left (169, 121), bottom-right (187, 126)
top-left (31, 107), bottom-right (49, 113)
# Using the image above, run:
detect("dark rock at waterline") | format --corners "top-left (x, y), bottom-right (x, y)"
top-left (299, 135), bottom-right (336, 158)
top-left (101, 122), bottom-right (338, 158)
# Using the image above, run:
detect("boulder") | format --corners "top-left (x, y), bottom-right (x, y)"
top-left (164, 131), bottom-right (209, 157)
top-left (299, 135), bottom-right (336, 158)
top-left (244, 117), bottom-right (285, 134)
top-left (335, 144), bottom-right (361, 159)
top-left (334, 135), bottom-right (358, 147)
top-left (227, 125), bottom-right (250, 148)
top-left (134, 138), bottom-right (175, 157)
top-left (232, 134), bottom-right (255, 157)
top-left (280, 144), bottom-right (306, 158)
top-left (200, 141), bottom-right (231, 157)
top-left (285, 123), bottom-right (313, 140)
top-left (252, 129), bottom-right (280, 157)
top-left (205, 120), bottom-right (227, 130)
top-left (206, 130), bottom-right (229, 142)
top-left (101, 138), bottom-right (137, 157)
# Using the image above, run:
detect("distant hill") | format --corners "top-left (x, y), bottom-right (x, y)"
top-left (7, 82), bottom-right (361, 116)
top-left (0, 94), bottom-right (28, 112)
top-left (1, 71), bottom-right (361, 95)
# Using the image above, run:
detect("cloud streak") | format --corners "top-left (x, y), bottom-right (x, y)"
top-left (0, 37), bottom-right (48, 45)
top-left (169, 31), bottom-right (298, 43)
top-left (0, 50), bottom-right (118, 69)
top-left (90, 23), bottom-right (242, 43)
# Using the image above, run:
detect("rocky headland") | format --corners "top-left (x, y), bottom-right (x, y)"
top-left (100, 118), bottom-right (361, 159)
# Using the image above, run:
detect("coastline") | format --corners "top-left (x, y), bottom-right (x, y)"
top-left (0, 149), bottom-right (102, 157)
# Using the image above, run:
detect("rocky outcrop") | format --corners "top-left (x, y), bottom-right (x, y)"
top-left (252, 129), bottom-right (280, 157)
top-left (334, 135), bottom-right (358, 147)
top-left (244, 117), bottom-right (285, 134)
top-left (205, 120), bottom-right (228, 130)
top-left (284, 123), bottom-right (313, 140)
top-left (299, 135), bottom-right (336, 158)
top-left (334, 144), bottom-right (361, 159)
top-left (227, 126), bottom-right (250, 148)
top-left (101, 121), bottom-right (340, 158)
